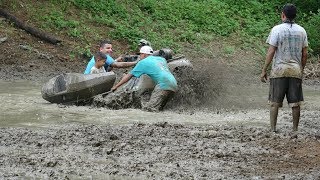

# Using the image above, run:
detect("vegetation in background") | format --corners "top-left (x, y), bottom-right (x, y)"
top-left (302, 10), bottom-right (320, 56)
top-left (1, 0), bottom-right (319, 58)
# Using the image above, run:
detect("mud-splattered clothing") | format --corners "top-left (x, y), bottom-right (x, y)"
top-left (130, 56), bottom-right (178, 92)
top-left (90, 66), bottom-right (106, 74)
top-left (130, 56), bottom-right (177, 111)
top-left (141, 84), bottom-right (175, 112)
top-left (84, 55), bottom-right (115, 74)
top-left (269, 77), bottom-right (303, 107)
top-left (266, 23), bottom-right (308, 79)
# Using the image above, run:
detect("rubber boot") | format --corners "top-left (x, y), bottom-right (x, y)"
top-left (292, 106), bottom-right (300, 131)
top-left (270, 106), bottom-right (279, 132)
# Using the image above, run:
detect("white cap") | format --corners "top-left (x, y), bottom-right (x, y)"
top-left (140, 46), bottom-right (153, 55)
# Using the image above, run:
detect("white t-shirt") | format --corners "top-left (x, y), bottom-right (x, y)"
top-left (266, 23), bottom-right (308, 79)
top-left (90, 66), bottom-right (106, 74)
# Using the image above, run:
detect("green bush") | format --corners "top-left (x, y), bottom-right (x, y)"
top-left (62, 0), bottom-right (318, 54)
top-left (303, 11), bottom-right (320, 55)
top-left (5, 0), bottom-right (319, 55)
top-left (41, 11), bottom-right (80, 30)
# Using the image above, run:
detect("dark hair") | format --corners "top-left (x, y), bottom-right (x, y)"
top-left (99, 40), bottom-right (112, 48)
top-left (94, 51), bottom-right (107, 62)
top-left (282, 3), bottom-right (297, 21)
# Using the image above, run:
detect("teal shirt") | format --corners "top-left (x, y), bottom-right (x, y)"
top-left (84, 55), bottom-right (115, 74)
top-left (130, 56), bottom-right (178, 91)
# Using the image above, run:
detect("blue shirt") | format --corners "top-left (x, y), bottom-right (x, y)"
top-left (130, 56), bottom-right (178, 91)
top-left (84, 55), bottom-right (115, 74)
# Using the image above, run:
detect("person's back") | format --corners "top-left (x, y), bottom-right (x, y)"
top-left (267, 23), bottom-right (308, 79)
top-left (132, 55), bottom-right (178, 92)
top-left (261, 3), bottom-right (308, 132)
top-left (111, 46), bottom-right (178, 111)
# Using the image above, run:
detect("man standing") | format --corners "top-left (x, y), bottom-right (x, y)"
top-left (261, 4), bottom-right (308, 132)
top-left (84, 40), bottom-right (137, 74)
top-left (112, 46), bottom-right (178, 112)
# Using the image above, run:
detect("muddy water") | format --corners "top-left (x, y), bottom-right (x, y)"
top-left (0, 81), bottom-right (157, 126)
top-left (0, 80), bottom-right (268, 127)
top-left (1, 80), bottom-right (320, 179)
top-left (2, 81), bottom-right (179, 126)
top-left (1, 80), bottom-right (319, 128)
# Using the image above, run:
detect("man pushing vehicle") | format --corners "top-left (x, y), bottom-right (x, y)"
top-left (111, 46), bottom-right (178, 112)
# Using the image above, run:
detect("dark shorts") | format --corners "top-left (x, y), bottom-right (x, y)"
top-left (269, 77), bottom-right (303, 107)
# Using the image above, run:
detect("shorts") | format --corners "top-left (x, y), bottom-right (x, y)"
top-left (142, 85), bottom-right (175, 112)
top-left (269, 77), bottom-right (303, 107)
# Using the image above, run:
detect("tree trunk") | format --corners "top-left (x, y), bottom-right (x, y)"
top-left (0, 8), bottom-right (61, 44)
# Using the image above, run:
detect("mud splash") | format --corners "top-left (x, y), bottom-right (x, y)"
top-left (91, 59), bottom-right (230, 112)
top-left (91, 58), bottom-right (200, 111)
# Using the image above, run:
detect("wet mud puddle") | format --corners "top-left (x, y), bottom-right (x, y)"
top-left (1, 80), bottom-right (320, 179)
top-left (0, 80), bottom-right (269, 127)
top-left (1, 80), bottom-right (320, 128)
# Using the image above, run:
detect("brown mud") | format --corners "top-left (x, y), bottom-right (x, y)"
top-left (1, 18), bottom-right (320, 179)
top-left (1, 115), bottom-right (320, 179)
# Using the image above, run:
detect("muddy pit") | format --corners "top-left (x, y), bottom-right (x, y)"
top-left (1, 65), bottom-right (320, 179)
top-left (1, 24), bottom-right (320, 178)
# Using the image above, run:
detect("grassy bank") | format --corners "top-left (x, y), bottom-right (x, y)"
top-left (1, 0), bottom-right (319, 60)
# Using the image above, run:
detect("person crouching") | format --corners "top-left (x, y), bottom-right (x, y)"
top-left (111, 46), bottom-right (178, 112)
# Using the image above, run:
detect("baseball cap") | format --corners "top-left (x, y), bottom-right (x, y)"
top-left (140, 46), bottom-right (153, 55)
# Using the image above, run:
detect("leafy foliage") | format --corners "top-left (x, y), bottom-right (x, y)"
top-left (41, 11), bottom-right (80, 30)
top-left (302, 10), bottom-right (320, 56)
top-left (2, 0), bottom-right (320, 56)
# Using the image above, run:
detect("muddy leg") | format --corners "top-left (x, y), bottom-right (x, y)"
top-left (270, 106), bottom-right (279, 132)
top-left (292, 106), bottom-right (300, 131)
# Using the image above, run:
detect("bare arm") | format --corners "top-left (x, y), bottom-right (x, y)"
top-left (301, 47), bottom-right (308, 69)
top-left (111, 61), bottom-right (137, 68)
top-left (111, 73), bottom-right (133, 91)
top-left (260, 45), bottom-right (277, 82)
top-left (115, 56), bottom-right (123, 62)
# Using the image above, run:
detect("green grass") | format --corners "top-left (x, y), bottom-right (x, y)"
top-left (1, 0), bottom-right (319, 58)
